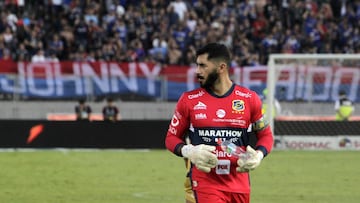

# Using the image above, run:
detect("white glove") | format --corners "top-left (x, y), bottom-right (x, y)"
top-left (236, 145), bottom-right (264, 172)
top-left (181, 144), bottom-right (218, 173)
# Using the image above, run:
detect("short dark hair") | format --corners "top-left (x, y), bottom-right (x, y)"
top-left (196, 43), bottom-right (231, 65)
top-left (339, 90), bottom-right (347, 96)
top-left (78, 99), bottom-right (86, 104)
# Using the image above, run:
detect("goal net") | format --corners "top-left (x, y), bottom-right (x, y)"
top-left (266, 54), bottom-right (360, 129)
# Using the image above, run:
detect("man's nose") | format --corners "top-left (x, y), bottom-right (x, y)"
top-left (195, 65), bottom-right (201, 74)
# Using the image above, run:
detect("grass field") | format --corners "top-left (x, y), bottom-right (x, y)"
top-left (0, 149), bottom-right (359, 203)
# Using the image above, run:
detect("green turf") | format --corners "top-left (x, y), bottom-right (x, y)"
top-left (0, 149), bottom-right (359, 203)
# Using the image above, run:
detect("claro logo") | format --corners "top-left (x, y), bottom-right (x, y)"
top-left (188, 91), bottom-right (205, 99)
top-left (235, 90), bottom-right (252, 98)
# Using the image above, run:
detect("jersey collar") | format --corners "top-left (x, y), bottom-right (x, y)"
top-left (205, 83), bottom-right (235, 98)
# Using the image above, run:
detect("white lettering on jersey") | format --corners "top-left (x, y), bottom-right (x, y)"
top-left (214, 149), bottom-right (232, 158)
top-left (171, 115), bottom-right (179, 126)
top-left (195, 113), bottom-right (207, 120)
top-left (198, 129), bottom-right (242, 137)
top-left (212, 118), bottom-right (247, 126)
top-left (202, 137), bottom-right (212, 143)
top-left (194, 101), bottom-right (207, 110)
top-left (235, 90), bottom-right (252, 98)
top-left (188, 90), bottom-right (205, 99)
top-left (168, 126), bottom-right (177, 135)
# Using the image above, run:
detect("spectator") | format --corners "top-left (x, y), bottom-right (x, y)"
top-left (75, 99), bottom-right (92, 121)
top-left (169, 0), bottom-right (188, 21)
top-left (0, 48), bottom-right (13, 62)
top-left (73, 17), bottom-right (89, 49)
top-left (167, 37), bottom-right (182, 64)
top-left (16, 43), bottom-right (30, 61)
top-left (2, 27), bottom-right (14, 45)
top-left (46, 52), bottom-right (60, 62)
top-left (31, 49), bottom-right (46, 62)
top-left (102, 97), bottom-right (120, 122)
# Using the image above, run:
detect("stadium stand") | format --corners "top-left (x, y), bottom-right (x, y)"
top-left (0, 0), bottom-right (359, 120)
top-left (0, 0), bottom-right (358, 66)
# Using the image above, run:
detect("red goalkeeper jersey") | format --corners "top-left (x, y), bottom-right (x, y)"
top-left (165, 83), bottom-right (273, 193)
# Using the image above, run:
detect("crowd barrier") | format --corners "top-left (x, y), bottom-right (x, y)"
top-left (0, 120), bottom-right (359, 149)
top-left (0, 120), bottom-right (169, 148)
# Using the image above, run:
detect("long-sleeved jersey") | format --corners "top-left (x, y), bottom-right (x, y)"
top-left (165, 83), bottom-right (273, 193)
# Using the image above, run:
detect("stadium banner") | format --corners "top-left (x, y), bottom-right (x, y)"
top-left (274, 136), bottom-right (360, 150)
top-left (0, 61), bottom-right (359, 101)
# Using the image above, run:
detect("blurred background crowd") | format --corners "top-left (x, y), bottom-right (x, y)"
top-left (0, 0), bottom-right (359, 66)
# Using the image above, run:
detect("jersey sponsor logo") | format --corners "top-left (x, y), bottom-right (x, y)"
top-left (202, 137), bottom-right (212, 143)
top-left (215, 137), bottom-right (240, 144)
top-left (168, 126), bottom-right (177, 135)
top-left (195, 113), bottom-right (207, 120)
top-left (216, 109), bottom-right (226, 118)
top-left (235, 90), bottom-right (252, 98)
top-left (171, 114), bottom-right (180, 127)
top-left (232, 100), bottom-right (245, 112)
top-left (212, 118), bottom-right (247, 126)
top-left (214, 149), bottom-right (232, 158)
top-left (188, 90), bottom-right (205, 99)
top-left (193, 101), bottom-right (207, 110)
top-left (216, 160), bottom-right (231, 175)
top-left (198, 129), bottom-right (242, 137)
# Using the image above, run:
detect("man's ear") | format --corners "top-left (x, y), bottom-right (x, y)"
top-left (218, 62), bottom-right (227, 72)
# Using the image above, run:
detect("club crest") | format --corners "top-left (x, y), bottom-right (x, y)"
top-left (232, 100), bottom-right (245, 112)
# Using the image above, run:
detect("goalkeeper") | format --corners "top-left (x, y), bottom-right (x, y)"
top-left (165, 43), bottom-right (274, 203)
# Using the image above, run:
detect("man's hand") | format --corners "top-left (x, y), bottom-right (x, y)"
top-left (236, 145), bottom-right (264, 172)
top-left (181, 144), bottom-right (218, 173)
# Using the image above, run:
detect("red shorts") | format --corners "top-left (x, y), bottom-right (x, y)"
top-left (194, 188), bottom-right (250, 203)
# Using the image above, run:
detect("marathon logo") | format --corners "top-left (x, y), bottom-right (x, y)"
top-left (198, 129), bottom-right (242, 137)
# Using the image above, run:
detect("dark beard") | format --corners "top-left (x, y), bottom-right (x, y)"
top-left (199, 69), bottom-right (219, 89)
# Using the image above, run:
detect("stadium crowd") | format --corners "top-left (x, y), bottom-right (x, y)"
top-left (0, 0), bottom-right (359, 66)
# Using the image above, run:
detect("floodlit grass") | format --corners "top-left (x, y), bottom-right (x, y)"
top-left (251, 150), bottom-right (360, 203)
top-left (0, 149), bottom-right (359, 203)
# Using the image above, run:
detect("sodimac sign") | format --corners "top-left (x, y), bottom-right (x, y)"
top-left (0, 61), bottom-right (359, 101)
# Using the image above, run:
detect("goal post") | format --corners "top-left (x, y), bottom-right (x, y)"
top-left (266, 54), bottom-right (360, 131)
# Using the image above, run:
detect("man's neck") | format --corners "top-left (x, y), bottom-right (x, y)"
top-left (211, 79), bottom-right (233, 96)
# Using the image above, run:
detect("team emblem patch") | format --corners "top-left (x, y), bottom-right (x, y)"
top-left (232, 100), bottom-right (245, 111)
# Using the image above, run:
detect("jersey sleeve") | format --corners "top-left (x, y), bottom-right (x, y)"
top-left (165, 93), bottom-right (191, 156)
top-left (250, 91), bottom-right (274, 157)
top-left (250, 92), bottom-right (264, 123)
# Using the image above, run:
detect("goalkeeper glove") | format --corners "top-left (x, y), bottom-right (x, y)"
top-left (236, 145), bottom-right (264, 172)
top-left (181, 144), bottom-right (218, 173)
